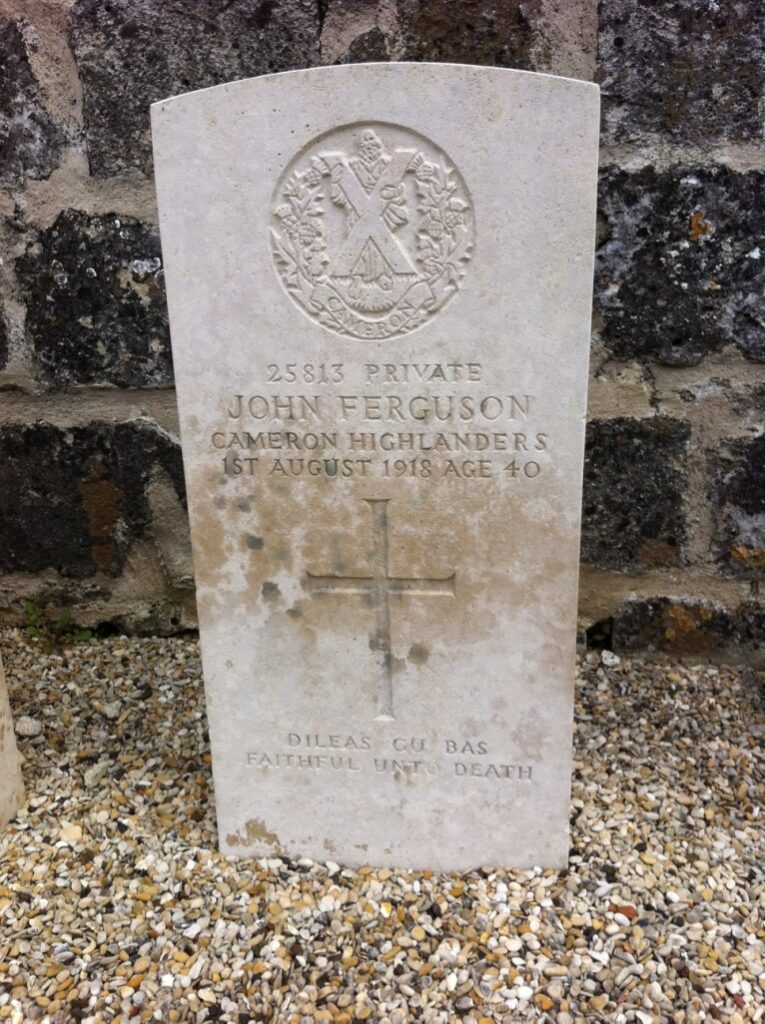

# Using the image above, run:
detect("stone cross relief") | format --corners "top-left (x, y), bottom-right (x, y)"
top-left (303, 499), bottom-right (456, 720)
top-left (328, 141), bottom-right (418, 281)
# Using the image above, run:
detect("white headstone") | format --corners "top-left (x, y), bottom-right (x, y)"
top-left (0, 654), bottom-right (24, 829)
top-left (152, 63), bottom-right (599, 869)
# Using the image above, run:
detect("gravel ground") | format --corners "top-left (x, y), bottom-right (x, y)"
top-left (0, 628), bottom-right (763, 1024)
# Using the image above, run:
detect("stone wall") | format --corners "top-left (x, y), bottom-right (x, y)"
top-left (0, 0), bottom-right (763, 662)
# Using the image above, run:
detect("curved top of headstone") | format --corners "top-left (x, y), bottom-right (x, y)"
top-left (152, 62), bottom-right (599, 870)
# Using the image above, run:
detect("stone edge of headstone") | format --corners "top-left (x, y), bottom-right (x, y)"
top-left (0, 651), bottom-right (25, 830)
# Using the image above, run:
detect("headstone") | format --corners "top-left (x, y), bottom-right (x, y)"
top-left (152, 64), bottom-right (599, 869)
top-left (0, 654), bottom-right (24, 829)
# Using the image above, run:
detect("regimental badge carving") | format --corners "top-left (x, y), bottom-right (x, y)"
top-left (270, 122), bottom-right (475, 339)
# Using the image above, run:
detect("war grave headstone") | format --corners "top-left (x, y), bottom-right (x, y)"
top-left (152, 63), bottom-right (599, 869)
top-left (0, 655), bottom-right (25, 829)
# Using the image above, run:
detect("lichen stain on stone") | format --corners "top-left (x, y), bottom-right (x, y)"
top-left (663, 603), bottom-right (716, 652)
top-left (78, 469), bottom-right (122, 573)
top-left (408, 642), bottom-right (430, 665)
top-left (16, 210), bottom-right (171, 388)
top-left (261, 581), bottom-right (280, 602)
top-left (244, 534), bottom-right (264, 550)
top-left (226, 817), bottom-right (280, 849)
top-left (730, 545), bottom-right (765, 569)
top-left (638, 538), bottom-right (679, 568)
top-left (690, 210), bottom-right (712, 242)
top-left (189, 496), bottom-right (228, 585)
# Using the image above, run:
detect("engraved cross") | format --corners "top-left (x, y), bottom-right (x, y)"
top-left (303, 499), bottom-right (456, 720)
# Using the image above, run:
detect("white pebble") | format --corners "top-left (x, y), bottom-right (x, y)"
top-left (15, 716), bottom-right (42, 737)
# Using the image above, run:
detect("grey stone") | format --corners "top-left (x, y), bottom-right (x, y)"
top-left (612, 597), bottom-right (765, 658)
top-left (0, 15), bottom-right (63, 182)
top-left (321, 0), bottom-right (596, 79)
top-left (152, 64), bottom-right (599, 868)
top-left (582, 417), bottom-right (689, 571)
top-left (709, 434), bottom-right (765, 577)
top-left (71, 0), bottom-right (321, 176)
top-left (599, 0), bottom-right (765, 145)
top-left (15, 715), bottom-right (42, 738)
top-left (596, 166), bottom-right (765, 366)
top-left (395, 0), bottom-right (534, 66)
top-left (84, 762), bottom-right (109, 788)
top-left (338, 25), bottom-right (390, 63)
top-left (0, 421), bottom-right (184, 579)
top-left (0, 300), bottom-right (8, 371)
top-left (16, 210), bottom-right (171, 388)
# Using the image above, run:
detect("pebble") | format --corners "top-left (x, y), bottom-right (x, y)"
top-left (83, 761), bottom-right (109, 788)
top-left (58, 822), bottom-right (82, 844)
top-left (14, 715), bottom-right (41, 737)
top-left (0, 630), bottom-right (762, 1023)
top-left (99, 699), bottom-right (122, 720)
top-left (543, 964), bottom-right (568, 977)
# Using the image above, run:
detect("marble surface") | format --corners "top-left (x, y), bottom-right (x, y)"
top-left (152, 63), bottom-right (599, 869)
top-left (0, 654), bottom-right (24, 830)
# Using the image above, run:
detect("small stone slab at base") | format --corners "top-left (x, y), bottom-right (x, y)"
top-left (0, 654), bottom-right (24, 829)
top-left (152, 63), bottom-right (600, 870)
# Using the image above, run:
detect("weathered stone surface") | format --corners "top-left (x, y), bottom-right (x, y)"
top-left (597, 166), bottom-right (765, 365)
top-left (323, 0), bottom-right (596, 77)
top-left (16, 210), bottom-right (171, 388)
top-left (0, 301), bottom-right (8, 371)
top-left (152, 65), bottom-right (599, 868)
top-left (0, 15), bottom-right (63, 182)
top-left (71, 0), bottom-right (321, 176)
top-left (709, 434), bottom-right (765, 576)
top-left (0, 421), bottom-right (184, 579)
top-left (396, 0), bottom-right (534, 66)
top-left (599, 0), bottom-right (765, 145)
top-left (613, 596), bottom-right (765, 658)
top-left (338, 24), bottom-right (390, 63)
top-left (582, 417), bottom-right (689, 571)
top-left (0, 654), bottom-right (24, 830)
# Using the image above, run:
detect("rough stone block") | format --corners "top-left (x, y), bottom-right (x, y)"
top-left (599, 0), bottom-right (765, 145)
top-left (582, 417), bottom-right (689, 571)
top-left (337, 24), bottom-right (390, 63)
top-left (597, 166), bottom-right (765, 366)
top-left (709, 434), bottom-right (765, 576)
top-left (0, 421), bottom-right (184, 579)
top-left (0, 301), bottom-right (8, 371)
top-left (323, 0), bottom-right (596, 77)
top-left (735, 603), bottom-right (765, 652)
top-left (395, 0), bottom-right (534, 65)
top-left (16, 210), bottom-right (171, 388)
top-left (70, 0), bottom-right (321, 176)
top-left (612, 597), bottom-right (729, 656)
top-left (613, 596), bottom-right (765, 658)
top-left (0, 15), bottom-right (63, 182)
